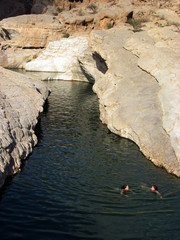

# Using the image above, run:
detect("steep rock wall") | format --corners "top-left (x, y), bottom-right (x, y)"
top-left (0, 67), bottom-right (50, 188)
top-left (79, 26), bottom-right (180, 176)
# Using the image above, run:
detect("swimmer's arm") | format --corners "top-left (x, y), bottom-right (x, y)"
top-left (156, 191), bottom-right (163, 198)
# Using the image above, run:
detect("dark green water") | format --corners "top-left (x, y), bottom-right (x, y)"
top-left (0, 80), bottom-right (180, 240)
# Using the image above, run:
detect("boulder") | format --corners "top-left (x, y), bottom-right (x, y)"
top-left (0, 67), bottom-right (50, 188)
top-left (0, 14), bottom-right (63, 49)
top-left (0, 48), bottom-right (40, 69)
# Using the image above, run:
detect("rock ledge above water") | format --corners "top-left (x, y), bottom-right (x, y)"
top-left (0, 67), bottom-right (50, 188)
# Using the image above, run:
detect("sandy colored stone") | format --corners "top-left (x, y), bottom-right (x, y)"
top-left (0, 14), bottom-right (64, 49)
top-left (0, 67), bottom-right (50, 188)
top-left (79, 26), bottom-right (180, 176)
top-left (25, 36), bottom-right (93, 82)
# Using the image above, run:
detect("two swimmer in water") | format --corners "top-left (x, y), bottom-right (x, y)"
top-left (120, 184), bottom-right (161, 197)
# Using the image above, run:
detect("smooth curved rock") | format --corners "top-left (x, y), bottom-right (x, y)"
top-left (0, 67), bottom-right (50, 188)
top-left (124, 25), bottom-right (180, 166)
top-left (79, 26), bottom-right (180, 176)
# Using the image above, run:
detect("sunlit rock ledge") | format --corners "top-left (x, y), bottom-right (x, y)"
top-left (25, 37), bottom-right (94, 83)
top-left (13, 24), bottom-right (180, 177)
top-left (0, 67), bottom-right (50, 188)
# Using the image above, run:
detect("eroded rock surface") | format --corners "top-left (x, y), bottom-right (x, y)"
top-left (0, 14), bottom-right (63, 49)
top-left (0, 0), bottom-right (179, 179)
top-left (19, 22), bottom-right (180, 176)
top-left (79, 26), bottom-right (180, 176)
top-left (0, 67), bottom-right (50, 188)
top-left (25, 36), bottom-right (93, 82)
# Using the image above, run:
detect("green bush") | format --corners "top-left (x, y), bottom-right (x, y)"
top-left (86, 4), bottom-right (98, 14)
top-left (57, 8), bottom-right (64, 13)
top-left (107, 22), bottom-right (114, 29)
top-left (62, 32), bottom-right (70, 38)
top-left (127, 18), bottom-right (148, 30)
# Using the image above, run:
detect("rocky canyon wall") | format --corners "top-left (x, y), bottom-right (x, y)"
top-left (22, 22), bottom-right (180, 176)
top-left (0, 67), bottom-right (50, 188)
top-left (83, 26), bottom-right (180, 176)
top-left (0, 0), bottom-right (180, 184)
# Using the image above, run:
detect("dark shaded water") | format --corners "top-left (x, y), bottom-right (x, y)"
top-left (0, 80), bottom-right (180, 240)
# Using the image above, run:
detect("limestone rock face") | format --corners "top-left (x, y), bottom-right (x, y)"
top-left (0, 15), bottom-right (63, 49)
top-left (25, 36), bottom-right (93, 82)
top-left (156, 9), bottom-right (180, 25)
top-left (79, 26), bottom-right (180, 176)
top-left (0, 14), bottom-right (65, 69)
top-left (0, 48), bottom-right (40, 69)
top-left (124, 25), bottom-right (180, 168)
top-left (0, 67), bottom-right (50, 188)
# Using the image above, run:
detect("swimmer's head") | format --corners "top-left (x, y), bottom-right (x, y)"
top-left (121, 185), bottom-right (129, 191)
top-left (151, 185), bottom-right (158, 192)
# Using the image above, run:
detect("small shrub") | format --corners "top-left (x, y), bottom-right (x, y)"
top-left (57, 7), bottom-right (64, 13)
top-left (107, 22), bottom-right (114, 29)
top-left (62, 32), bottom-right (70, 38)
top-left (78, 10), bottom-right (84, 16)
top-left (126, 18), bottom-right (148, 30)
top-left (158, 23), bottom-right (164, 27)
top-left (86, 4), bottom-right (98, 14)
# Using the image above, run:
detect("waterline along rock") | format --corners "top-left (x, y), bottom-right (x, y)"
top-left (79, 26), bottom-right (180, 176)
top-left (1, 17), bottom-right (180, 178)
top-left (25, 36), bottom-right (93, 82)
top-left (23, 26), bottom-right (180, 176)
top-left (0, 67), bottom-right (50, 188)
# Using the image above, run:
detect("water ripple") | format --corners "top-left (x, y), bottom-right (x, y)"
top-left (0, 80), bottom-right (180, 240)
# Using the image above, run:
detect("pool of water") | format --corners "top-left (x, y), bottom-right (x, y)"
top-left (0, 80), bottom-right (180, 240)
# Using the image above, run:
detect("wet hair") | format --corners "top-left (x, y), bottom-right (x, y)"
top-left (152, 185), bottom-right (158, 191)
top-left (121, 185), bottom-right (128, 190)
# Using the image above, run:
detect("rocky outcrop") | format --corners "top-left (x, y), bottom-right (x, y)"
top-left (124, 26), bottom-right (180, 167)
top-left (25, 36), bottom-right (94, 82)
top-left (0, 15), bottom-right (63, 49)
top-left (13, 19), bottom-right (180, 176)
top-left (0, 48), bottom-right (40, 69)
top-left (0, 0), bottom-right (179, 178)
top-left (57, 0), bottom-right (133, 32)
top-left (0, 67), bottom-right (50, 188)
top-left (0, 14), bottom-right (64, 69)
top-left (79, 25), bottom-right (180, 176)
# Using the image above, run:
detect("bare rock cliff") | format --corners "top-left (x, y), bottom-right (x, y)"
top-left (79, 25), bottom-right (180, 176)
top-left (0, 0), bottom-right (179, 179)
top-left (0, 67), bottom-right (50, 188)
